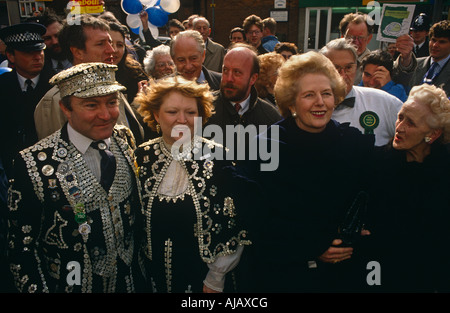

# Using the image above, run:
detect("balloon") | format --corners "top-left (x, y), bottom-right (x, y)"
top-left (130, 26), bottom-right (140, 35)
top-left (141, 0), bottom-right (158, 7)
top-left (0, 67), bottom-right (12, 75)
top-left (126, 13), bottom-right (141, 29)
top-left (146, 6), bottom-right (169, 27)
top-left (148, 23), bottom-right (159, 39)
top-left (160, 0), bottom-right (180, 13)
top-left (121, 0), bottom-right (142, 15)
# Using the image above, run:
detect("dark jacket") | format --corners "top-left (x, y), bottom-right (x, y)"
top-left (365, 143), bottom-right (450, 292)
top-left (206, 86), bottom-right (281, 131)
top-left (244, 117), bottom-right (375, 292)
top-left (204, 86), bottom-right (281, 156)
top-left (0, 68), bottom-right (53, 179)
top-left (202, 66), bottom-right (222, 91)
top-left (7, 124), bottom-right (145, 293)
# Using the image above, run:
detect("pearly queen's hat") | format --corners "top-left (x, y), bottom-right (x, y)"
top-left (49, 62), bottom-right (126, 98)
top-left (0, 22), bottom-right (46, 51)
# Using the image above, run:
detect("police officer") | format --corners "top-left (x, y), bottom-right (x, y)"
top-left (0, 23), bottom-right (53, 179)
top-left (410, 13), bottom-right (431, 58)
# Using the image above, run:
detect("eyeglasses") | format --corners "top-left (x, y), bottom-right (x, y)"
top-left (156, 61), bottom-right (175, 68)
top-left (334, 63), bottom-right (357, 74)
top-left (344, 34), bottom-right (370, 42)
top-left (247, 30), bottom-right (261, 35)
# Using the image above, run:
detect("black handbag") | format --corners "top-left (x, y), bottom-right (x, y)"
top-left (338, 191), bottom-right (369, 246)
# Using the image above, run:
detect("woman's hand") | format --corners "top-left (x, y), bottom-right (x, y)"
top-left (203, 284), bottom-right (221, 293)
top-left (318, 239), bottom-right (353, 264)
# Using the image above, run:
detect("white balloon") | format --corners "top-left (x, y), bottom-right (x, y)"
top-left (148, 23), bottom-right (159, 39)
top-left (160, 0), bottom-right (180, 13)
top-left (126, 14), bottom-right (142, 29)
top-left (141, 0), bottom-right (158, 8)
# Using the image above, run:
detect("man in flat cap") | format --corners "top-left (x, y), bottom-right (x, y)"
top-left (7, 62), bottom-right (146, 293)
top-left (0, 22), bottom-right (54, 180)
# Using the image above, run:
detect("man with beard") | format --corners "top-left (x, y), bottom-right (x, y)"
top-left (39, 11), bottom-right (71, 74)
top-left (205, 44), bottom-right (281, 151)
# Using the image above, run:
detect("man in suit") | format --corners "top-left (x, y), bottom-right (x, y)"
top-left (36, 10), bottom-right (72, 75)
top-left (396, 20), bottom-right (450, 96)
top-left (33, 14), bottom-right (145, 144)
top-left (0, 22), bottom-right (54, 179)
top-left (170, 30), bottom-right (222, 91)
top-left (205, 44), bottom-right (282, 150)
top-left (410, 13), bottom-right (431, 58)
top-left (193, 16), bottom-right (226, 73)
top-left (7, 62), bottom-right (145, 293)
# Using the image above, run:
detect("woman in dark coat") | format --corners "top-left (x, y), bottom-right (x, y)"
top-left (365, 84), bottom-right (450, 292)
top-left (134, 76), bottom-right (251, 293)
top-left (245, 52), bottom-right (375, 292)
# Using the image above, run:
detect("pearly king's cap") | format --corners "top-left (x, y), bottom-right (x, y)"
top-left (49, 62), bottom-right (126, 98)
top-left (0, 23), bottom-right (46, 52)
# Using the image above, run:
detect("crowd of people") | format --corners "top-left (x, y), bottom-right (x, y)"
top-left (0, 7), bottom-right (449, 294)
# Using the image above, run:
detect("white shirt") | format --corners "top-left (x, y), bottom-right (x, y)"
top-left (332, 86), bottom-right (403, 146)
top-left (232, 93), bottom-right (251, 115)
top-left (67, 123), bottom-right (112, 182)
top-left (16, 73), bottom-right (39, 91)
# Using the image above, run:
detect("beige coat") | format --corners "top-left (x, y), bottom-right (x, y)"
top-left (203, 38), bottom-right (226, 73)
top-left (34, 85), bottom-right (144, 141)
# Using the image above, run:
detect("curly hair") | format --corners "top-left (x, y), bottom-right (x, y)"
top-left (242, 14), bottom-right (263, 33)
top-left (274, 42), bottom-right (299, 55)
top-left (274, 51), bottom-right (346, 118)
top-left (408, 84), bottom-right (450, 144)
top-left (255, 52), bottom-right (285, 98)
top-left (135, 76), bottom-right (215, 132)
top-left (429, 19), bottom-right (450, 40)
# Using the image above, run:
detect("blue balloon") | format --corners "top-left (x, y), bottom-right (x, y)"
top-left (121, 0), bottom-right (143, 15)
top-left (130, 26), bottom-right (140, 35)
top-left (146, 6), bottom-right (169, 27)
top-left (0, 67), bottom-right (12, 75)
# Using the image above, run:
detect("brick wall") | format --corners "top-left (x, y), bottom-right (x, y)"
top-left (180, 0), bottom-right (300, 49)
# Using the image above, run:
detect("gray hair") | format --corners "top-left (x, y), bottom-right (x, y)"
top-left (143, 44), bottom-right (171, 75)
top-left (170, 30), bottom-right (205, 58)
top-left (408, 84), bottom-right (450, 144)
top-left (193, 17), bottom-right (210, 28)
top-left (319, 38), bottom-right (358, 62)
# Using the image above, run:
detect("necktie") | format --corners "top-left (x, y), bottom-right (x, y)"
top-left (234, 102), bottom-right (241, 113)
top-left (90, 140), bottom-right (116, 192)
top-left (339, 97), bottom-right (355, 108)
top-left (424, 62), bottom-right (439, 84)
top-left (56, 61), bottom-right (64, 72)
top-left (25, 79), bottom-right (33, 93)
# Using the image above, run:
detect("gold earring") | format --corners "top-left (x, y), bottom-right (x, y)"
top-left (424, 136), bottom-right (431, 143)
top-left (156, 124), bottom-right (161, 134)
top-left (292, 112), bottom-right (297, 117)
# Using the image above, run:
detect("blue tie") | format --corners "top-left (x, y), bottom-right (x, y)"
top-left (90, 140), bottom-right (116, 192)
top-left (424, 62), bottom-right (439, 84)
